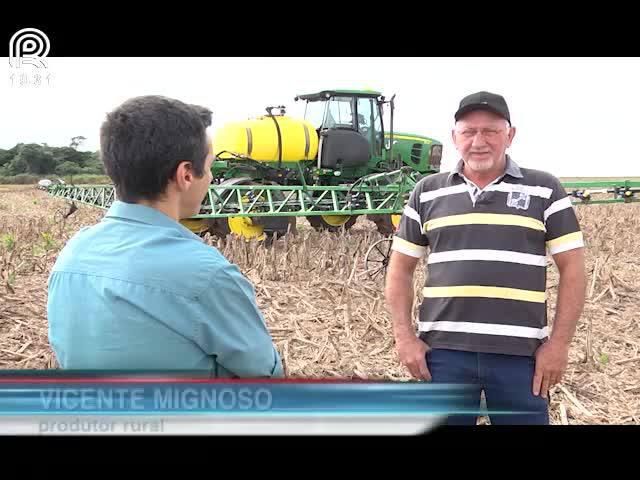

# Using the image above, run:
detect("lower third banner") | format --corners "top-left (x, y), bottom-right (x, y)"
top-left (0, 373), bottom-right (496, 434)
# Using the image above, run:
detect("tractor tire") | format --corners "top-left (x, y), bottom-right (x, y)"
top-left (205, 216), bottom-right (296, 241)
top-left (204, 179), bottom-right (297, 241)
top-left (307, 214), bottom-right (358, 232)
top-left (368, 214), bottom-right (402, 236)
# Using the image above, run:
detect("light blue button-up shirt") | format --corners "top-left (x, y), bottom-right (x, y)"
top-left (47, 201), bottom-right (283, 377)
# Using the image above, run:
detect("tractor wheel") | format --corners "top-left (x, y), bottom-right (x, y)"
top-left (364, 237), bottom-right (393, 281)
top-left (368, 214), bottom-right (402, 236)
top-left (307, 214), bottom-right (358, 232)
top-left (185, 215), bottom-right (295, 243)
top-left (205, 180), bottom-right (297, 241)
top-left (209, 215), bottom-right (296, 241)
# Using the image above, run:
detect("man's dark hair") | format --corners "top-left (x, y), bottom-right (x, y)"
top-left (100, 95), bottom-right (212, 202)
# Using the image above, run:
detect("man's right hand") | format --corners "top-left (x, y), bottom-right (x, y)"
top-left (396, 336), bottom-right (432, 381)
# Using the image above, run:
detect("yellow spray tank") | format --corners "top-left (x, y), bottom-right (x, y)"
top-left (212, 106), bottom-right (319, 163)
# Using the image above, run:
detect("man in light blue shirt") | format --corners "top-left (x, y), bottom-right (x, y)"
top-left (47, 95), bottom-right (283, 377)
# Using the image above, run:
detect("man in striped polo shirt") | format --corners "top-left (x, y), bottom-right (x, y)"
top-left (385, 91), bottom-right (586, 425)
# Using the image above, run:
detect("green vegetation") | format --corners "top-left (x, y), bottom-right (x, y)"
top-left (0, 137), bottom-right (106, 184)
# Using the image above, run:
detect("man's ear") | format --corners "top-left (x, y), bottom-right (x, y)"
top-left (173, 161), bottom-right (194, 191)
top-left (507, 126), bottom-right (516, 147)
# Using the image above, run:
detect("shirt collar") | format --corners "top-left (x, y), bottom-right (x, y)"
top-left (104, 201), bottom-right (204, 242)
top-left (447, 154), bottom-right (523, 182)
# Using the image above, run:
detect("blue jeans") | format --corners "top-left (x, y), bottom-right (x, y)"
top-left (426, 348), bottom-right (550, 425)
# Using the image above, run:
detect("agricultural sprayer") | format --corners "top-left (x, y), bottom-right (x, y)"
top-left (44, 88), bottom-right (640, 279)
top-left (47, 89), bottom-right (442, 237)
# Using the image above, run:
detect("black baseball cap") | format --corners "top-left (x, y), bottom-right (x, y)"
top-left (454, 91), bottom-right (511, 124)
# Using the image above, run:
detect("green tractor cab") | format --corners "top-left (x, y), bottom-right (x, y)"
top-left (295, 89), bottom-right (442, 180)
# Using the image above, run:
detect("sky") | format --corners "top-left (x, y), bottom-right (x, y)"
top-left (2, 57), bottom-right (639, 178)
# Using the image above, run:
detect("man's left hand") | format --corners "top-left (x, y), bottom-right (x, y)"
top-left (533, 340), bottom-right (570, 398)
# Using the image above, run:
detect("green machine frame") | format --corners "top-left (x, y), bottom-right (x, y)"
top-left (47, 176), bottom-right (640, 225)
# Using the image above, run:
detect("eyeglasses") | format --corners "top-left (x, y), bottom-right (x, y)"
top-left (456, 128), bottom-right (505, 139)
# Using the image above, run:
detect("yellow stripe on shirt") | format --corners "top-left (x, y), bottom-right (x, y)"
top-left (392, 236), bottom-right (427, 258)
top-left (424, 213), bottom-right (546, 232)
top-left (546, 231), bottom-right (583, 249)
top-left (423, 285), bottom-right (546, 303)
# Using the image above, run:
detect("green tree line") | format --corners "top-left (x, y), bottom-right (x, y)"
top-left (0, 137), bottom-right (104, 178)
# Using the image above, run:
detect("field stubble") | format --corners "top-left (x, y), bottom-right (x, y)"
top-left (0, 186), bottom-right (639, 425)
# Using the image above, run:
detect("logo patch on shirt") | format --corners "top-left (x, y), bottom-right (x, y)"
top-left (506, 190), bottom-right (530, 210)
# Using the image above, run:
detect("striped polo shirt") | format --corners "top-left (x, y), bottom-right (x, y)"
top-left (392, 156), bottom-right (584, 356)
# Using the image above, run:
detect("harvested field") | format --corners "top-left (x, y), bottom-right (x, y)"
top-left (0, 184), bottom-right (639, 425)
